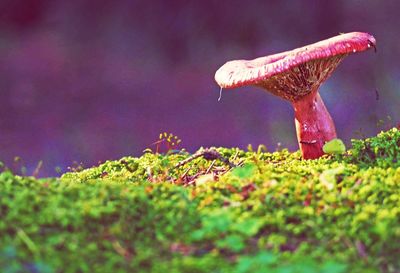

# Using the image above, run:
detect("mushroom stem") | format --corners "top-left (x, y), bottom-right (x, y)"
top-left (292, 91), bottom-right (337, 159)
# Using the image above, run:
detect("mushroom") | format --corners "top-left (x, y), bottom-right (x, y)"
top-left (215, 32), bottom-right (376, 159)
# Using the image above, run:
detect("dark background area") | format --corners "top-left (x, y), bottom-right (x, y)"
top-left (0, 0), bottom-right (399, 176)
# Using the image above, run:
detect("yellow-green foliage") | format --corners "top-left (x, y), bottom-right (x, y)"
top-left (1, 129), bottom-right (400, 273)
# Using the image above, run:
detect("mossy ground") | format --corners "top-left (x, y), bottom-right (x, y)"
top-left (1, 129), bottom-right (400, 273)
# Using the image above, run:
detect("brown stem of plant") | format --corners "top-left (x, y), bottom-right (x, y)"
top-left (292, 90), bottom-right (337, 159)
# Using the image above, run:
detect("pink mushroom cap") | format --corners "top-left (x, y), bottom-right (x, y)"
top-left (215, 32), bottom-right (376, 101)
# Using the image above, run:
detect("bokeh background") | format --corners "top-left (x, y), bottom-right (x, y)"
top-left (0, 0), bottom-right (399, 176)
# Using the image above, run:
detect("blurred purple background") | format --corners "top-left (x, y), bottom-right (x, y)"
top-left (0, 1), bottom-right (399, 176)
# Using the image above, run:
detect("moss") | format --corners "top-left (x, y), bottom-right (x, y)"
top-left (345, 127), bottom-right (400, 168)
top-left (1, 128), bottom-right (400, 272)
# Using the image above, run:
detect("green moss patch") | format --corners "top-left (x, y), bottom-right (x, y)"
top-left (1, 129), bottom-right (400, 272)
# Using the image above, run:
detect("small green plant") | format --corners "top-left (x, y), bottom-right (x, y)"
top-left (231, 163), bottom-right (256, 179)
top-left (151, 132), bottom-right (182, 153)
top-left (348, 127), bottom-right (400, 168)
top-left (67, 161), bottom-right (85, 172)
top-left (323, 138), bottom-right (346, 155)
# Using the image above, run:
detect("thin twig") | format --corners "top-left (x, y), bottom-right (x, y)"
top-left (32, 160), bottom-right (43, 178)
top-left (205, 160), bottom-right (216, 174)
top-left (174, 148), bottom-right (236, 169)
top-left (232, 149), bottom-right (239, 161)
top-left (180, 166), bottom-right (192, 179)
top-left (174, 152), bottom-right (203, 169)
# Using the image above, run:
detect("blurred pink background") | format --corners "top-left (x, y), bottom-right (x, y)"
top-left (0, 1), bottom-right (399, 176)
